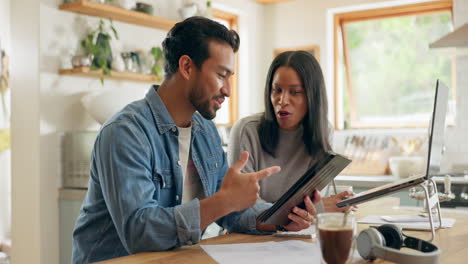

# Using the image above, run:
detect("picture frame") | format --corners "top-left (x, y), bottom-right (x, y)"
top-left (273, 45), bottom-right (320, 62)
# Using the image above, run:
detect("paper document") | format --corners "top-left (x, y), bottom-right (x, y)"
top-left (274, 227), bottom-right (313, 238)
top-left (358, 215), bottom-right (456, 230)
top-left (381, 214), bottom-right (440, 223)
top-left (201, 240), bottom-right (320, 264)
top-left (201, 240), bottom-right (363, 264)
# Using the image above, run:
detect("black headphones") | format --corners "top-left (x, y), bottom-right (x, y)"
top-left (356, 224), bottom-right (441, 264)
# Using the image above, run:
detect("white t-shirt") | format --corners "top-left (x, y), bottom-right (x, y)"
top-left (177, 125), bottom-right (204, 203)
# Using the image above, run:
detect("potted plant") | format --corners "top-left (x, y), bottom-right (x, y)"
top-left (81, 19), bottom-right (119, 84)
top-left (150, 46), bottom-right (164, 82)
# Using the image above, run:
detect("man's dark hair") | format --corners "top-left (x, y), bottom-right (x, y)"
top-left (162, 16), bottom-right (240, 78)
top-left (258, 51), bottom-right (332, 158)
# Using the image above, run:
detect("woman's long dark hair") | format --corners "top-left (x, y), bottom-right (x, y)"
top-left (258, 51), bottom-right (331, 157)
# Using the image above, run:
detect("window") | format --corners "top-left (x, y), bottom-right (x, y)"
top-left (334, 1), bottom-right (455, 129)
top-left (212, 9), bottom-right (239, 127)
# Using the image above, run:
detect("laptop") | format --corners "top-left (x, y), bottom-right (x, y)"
top-left (337, 80), bottom-right (449, 208)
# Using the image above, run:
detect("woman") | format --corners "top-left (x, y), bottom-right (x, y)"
top-left (229, 51), bottom-right (353, 230)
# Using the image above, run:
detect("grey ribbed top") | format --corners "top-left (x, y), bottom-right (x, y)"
top-left (228, 113), bottom-right (322, 203)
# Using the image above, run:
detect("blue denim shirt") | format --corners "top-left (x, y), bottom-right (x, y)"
top-left (72, 86), bottom-right (272, 263)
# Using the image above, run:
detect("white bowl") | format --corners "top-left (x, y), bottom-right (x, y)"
top-left (81, 87), bottom-right (147, 124)
top-left (179, 4), bottom-right (197, 19)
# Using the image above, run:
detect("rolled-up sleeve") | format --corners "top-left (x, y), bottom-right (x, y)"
top-left (174, 199), bottom-right (201, 245)
top-left (221, 201), bottom-right (274, 235)
top-left (96, 120), bottom-right (201, 253)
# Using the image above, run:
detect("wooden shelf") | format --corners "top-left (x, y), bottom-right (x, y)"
top-left (59, 0), bottom-right (177, 31)
top-left (59, 67), bottom-right (161, 83)
top-left (251, 0), bottom-right (298, 4)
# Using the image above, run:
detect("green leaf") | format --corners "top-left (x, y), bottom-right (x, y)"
top-left (103, 67), bottom-right (111, 76)
top-left (98, 58), bottom-right (106, 67)
top-left (111, 25), bottom-right (119, 40)
top-left (100, 77), bottom-right (104, 85)
top-left (152, 65), bottom-right (162, 75)
top-left (98, 20), bottom-right (104, 32)
top-left (89, 45), bottom-right (99, 54)
top-left (151, 47), bottom-right (163, 60)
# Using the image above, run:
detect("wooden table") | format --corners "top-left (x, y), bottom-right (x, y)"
top-left (98, 198), bottom-right (468, 264)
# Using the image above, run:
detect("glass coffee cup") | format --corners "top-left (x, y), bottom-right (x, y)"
top-left (316, 212), bottom-right (356, 264)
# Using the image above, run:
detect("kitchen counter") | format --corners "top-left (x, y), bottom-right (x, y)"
top-left (59, 187), bottom-right (87, 200)
top-left (335, 174), bottom-right (468, 189)
top-left (59, 174), bottom-right (468, 198)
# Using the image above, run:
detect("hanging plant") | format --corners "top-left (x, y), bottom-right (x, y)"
top-left (81, 19), bottom-right (119, 84)
top-left (150, 46), bottom-right (164, 82)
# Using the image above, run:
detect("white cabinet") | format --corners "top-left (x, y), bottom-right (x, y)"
top-left (59, 189), bottom-right (86, 264)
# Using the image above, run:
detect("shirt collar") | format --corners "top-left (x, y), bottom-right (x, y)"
top-left (145, 85), bottom-right (202, 134)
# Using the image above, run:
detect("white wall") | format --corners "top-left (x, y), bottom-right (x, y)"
top-left (0, 0), bottom-right (11, 245)
top-left (213, 0), bottom-right (268, 117)
top-left (445, 0), bottom-right (468, 171)
top-left (11, 1), bottom-right (41, 264)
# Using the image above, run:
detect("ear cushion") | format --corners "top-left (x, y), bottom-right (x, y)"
top-left (356, 228), bottom-right (385, 260)
top-left (377, 224), bottom-right (404, 250)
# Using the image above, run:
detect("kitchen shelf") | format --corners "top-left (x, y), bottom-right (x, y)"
top-left (59, 67), bottom-right (161, 83)
top-left (58, 0), bottom-right (177, 31)
top-left (251, 0), bottom-right (297, 4)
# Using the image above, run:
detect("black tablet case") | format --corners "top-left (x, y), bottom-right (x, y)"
top-left (259, 152), bottom-right (351, 226)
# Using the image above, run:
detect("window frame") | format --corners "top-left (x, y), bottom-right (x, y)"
top-left (213, 9), bottom-right (239, 127)
top-left (333, 0), bottom-right (454, 130)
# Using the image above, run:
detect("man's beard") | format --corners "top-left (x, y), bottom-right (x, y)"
top-left (190, 85), bottom-right (217, 120)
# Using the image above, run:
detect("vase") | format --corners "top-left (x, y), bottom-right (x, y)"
top-left (71, 55), bottom-right (93, 68)
top-left (92, 33), bottom-right (113, 69)
top-left (118, 0), bottom-right (136, 10)
top-left (112, 54), bottom-right (125, 72)
top-left (179, 3), bottom-right (197, 19)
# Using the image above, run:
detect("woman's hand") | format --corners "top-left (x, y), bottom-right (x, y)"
top-left (256, 190), bottom-right (357, 232)
top-left (322, 190), bottom-right (357, 213)
top-left (281, 190), bottom-right (320, 232)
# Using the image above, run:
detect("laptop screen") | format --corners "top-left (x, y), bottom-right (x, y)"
top-left (425, 80), bottom-right (449, 179)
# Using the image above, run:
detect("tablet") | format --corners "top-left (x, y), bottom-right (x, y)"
top-left (259, 152), bottom-right (351, 226)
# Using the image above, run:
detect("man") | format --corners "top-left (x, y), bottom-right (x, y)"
top-left (72, 16), bottom-right (316, 264)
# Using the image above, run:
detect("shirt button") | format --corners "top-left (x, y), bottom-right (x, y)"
top-left (177, 160), bottom-right (182, 166)
top-left (171, 127), bottom-right (177, 132)
top-left (176, 195), bottom-right (180, 201)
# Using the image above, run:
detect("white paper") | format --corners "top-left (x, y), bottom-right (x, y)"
top-left (201, 240), bottom-right (320, 264)
top-left (358, 215), bottom-right (456, 230)
top-left (273, 226), bottom-right (314, 238)
top-left (380, 214), bottom-right (440, 223)
top-left (201, 240), bottom-right (364, 264)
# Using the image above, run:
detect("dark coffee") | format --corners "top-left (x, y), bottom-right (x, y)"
top-left (319, 225), bottom-right (353, 264)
